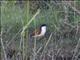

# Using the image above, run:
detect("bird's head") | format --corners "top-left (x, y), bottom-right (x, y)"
top-left (40, 24), bottom-right (47, 30)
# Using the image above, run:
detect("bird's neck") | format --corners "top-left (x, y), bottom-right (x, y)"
top-left (40, 27), bottom-right (46, 35)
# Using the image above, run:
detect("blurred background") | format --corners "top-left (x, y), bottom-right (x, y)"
top-left (0, 0), bottom-right (80, 60)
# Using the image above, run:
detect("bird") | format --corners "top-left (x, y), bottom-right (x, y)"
top-left (31, 24), bottom-right (47, 38)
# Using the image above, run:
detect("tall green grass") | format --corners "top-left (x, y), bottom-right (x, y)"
top-left (1, 1), bottom-right (80, 60)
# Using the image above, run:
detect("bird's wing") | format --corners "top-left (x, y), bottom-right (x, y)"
top-left (31, 28), bottom-right (41, 36)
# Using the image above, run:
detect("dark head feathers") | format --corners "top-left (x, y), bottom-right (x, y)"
top-left (40, 24), bottom-right (47, 27)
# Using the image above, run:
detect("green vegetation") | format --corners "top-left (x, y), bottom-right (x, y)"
top-left (1, 1), bottom-right (80, 60)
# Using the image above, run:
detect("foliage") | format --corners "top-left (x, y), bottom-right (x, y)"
top-left (1, 1), bottom-right (80, 60)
